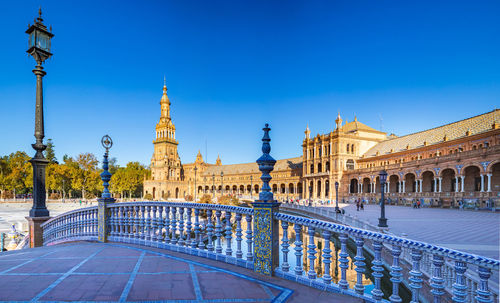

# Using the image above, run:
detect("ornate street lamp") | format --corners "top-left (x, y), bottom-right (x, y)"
top-left (212, 173), bottom-right (215, 199)
top-left (27, 8), bottom-right (54, 218)
top-left (194, 166), bottom-right (197, 202)
top-left (378, 170), bottom-right (388, 228)
top-left (335, 181), bottom-right (340, 212)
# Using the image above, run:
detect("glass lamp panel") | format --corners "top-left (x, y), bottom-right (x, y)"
top-left (36, 32), bottom-right (50, 52)
top-left (29, 32), bottom-right (35, 48)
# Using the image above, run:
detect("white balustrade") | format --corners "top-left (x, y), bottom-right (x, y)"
top-left (41, 201), bottom-right (499, 303)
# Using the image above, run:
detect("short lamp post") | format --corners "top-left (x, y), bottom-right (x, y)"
top-left (194, 166), bottom-right (197, 202)
top-left (98, 135), bottom-right (115, 243)
top-left (378, 170), bottom-right (388, 228)
top-left (335, 181), bottom-right (340, 212)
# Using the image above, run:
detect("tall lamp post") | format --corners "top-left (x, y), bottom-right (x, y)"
top-left (194, 166), bottom-right (197, 202)
top-left (378, 170), bottom-right (388, 228)
top-left (335, 181), bottom-right (340, 212)
top-left (212, 173), bottom-right (215, 200)
top-left (27, 8), bottom-right (53, 219)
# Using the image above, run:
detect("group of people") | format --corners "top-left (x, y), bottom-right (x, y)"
top-left (355, 199), bottom-right (364, 211)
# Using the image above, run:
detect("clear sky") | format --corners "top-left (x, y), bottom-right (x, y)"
top-left (1, 0), bottom-right (499, 166)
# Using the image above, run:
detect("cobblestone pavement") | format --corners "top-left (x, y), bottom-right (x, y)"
top-left (335, 203), bottom-right (500, 260)
top-left (0, 242), bottom-right (362, 302)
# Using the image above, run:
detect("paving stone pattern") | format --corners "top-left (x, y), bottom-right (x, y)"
top-left (338, 203), bottom-right (500, 260)
top-left (0, 242), bottom-right (362, 302)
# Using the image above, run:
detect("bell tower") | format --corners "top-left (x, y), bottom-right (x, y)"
top-left (151, 78), bottom-right (182, 181)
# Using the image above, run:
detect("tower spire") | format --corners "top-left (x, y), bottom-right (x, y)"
top-left (160, 77), bottom-right (170, 118)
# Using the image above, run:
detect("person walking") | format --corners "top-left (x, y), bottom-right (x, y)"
top-left (360, 201), bottom-right (364, 210)
top-left (356, 200), bottom-right (360, 211)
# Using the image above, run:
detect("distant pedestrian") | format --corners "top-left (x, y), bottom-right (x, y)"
top-left (360, 202), bottom-right (364, 210)
top-left (356, 201), bottom-right (360, 211)
top-left (417, 200), bottom-right (421, 208)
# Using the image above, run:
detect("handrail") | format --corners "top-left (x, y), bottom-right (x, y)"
top-left (40, 201), bottom-right (498, 303)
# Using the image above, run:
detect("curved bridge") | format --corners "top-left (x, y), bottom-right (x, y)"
top-left (37, 201), bottom-right (499, 303)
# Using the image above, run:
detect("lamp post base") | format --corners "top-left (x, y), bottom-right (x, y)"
top-left (26, 216), bottom-right (51, 248)
top-left (378, 217), bottom-right (388, 228)
top-left (29, 157), bottom-right (50, 218)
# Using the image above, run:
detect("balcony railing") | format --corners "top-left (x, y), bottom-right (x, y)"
top-left (41, 201), bottom-right (499, 303)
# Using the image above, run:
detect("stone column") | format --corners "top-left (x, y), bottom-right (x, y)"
top-left (387, 181), bottom-right (390, 193)
top-left (402, 180), bottom-right (406, 193)
top-left (455, 178), bottom-right (459, 193)
top-left (434, 178), bottom-right (437, 192)
top-left (487, 174), bottom-right (492, 192)
top-left (438, 177), bottom-right (442, 192)
top-left (415, 180), bottom-right (418, 193)
top-left (360, 183), bottom-right (363, 193)
top-left (420, 179), bottom-right (423, 193)
top-left (480, 174), bottom-right (485, 192)
top-left (460, 176), bottom-right (465, 192)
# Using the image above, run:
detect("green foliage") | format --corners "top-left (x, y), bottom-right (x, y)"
top-left (110, 161), bottom-right (147, 198)
top-left (1, 150), bottom-right (148, 200)
top-left (144, 193), bottom-right (153, 200)
top-left (44, 139), bottom-right (57, 163)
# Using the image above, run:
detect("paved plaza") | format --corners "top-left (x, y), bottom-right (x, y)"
top-left (335, 203), bottom-right (500, 260)
top-left (0, 202), bottom-right (93, 233)
top-left (0, 242), bottom-right (360, 302)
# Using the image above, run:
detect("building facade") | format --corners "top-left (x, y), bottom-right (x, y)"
top-left (143, 84), bottom-right (500, 208)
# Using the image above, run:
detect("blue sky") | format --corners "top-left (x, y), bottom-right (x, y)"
top-left (0, 0), bottom-right (499, 166)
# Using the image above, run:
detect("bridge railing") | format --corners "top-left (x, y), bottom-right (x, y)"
top-left (41, 206), bottom-right (98, 245)
top-left (281, 203), bottom-right (499, 302)
top-left (40, 201), bottom-right (498, 303)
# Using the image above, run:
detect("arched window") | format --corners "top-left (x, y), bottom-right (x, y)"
top-left (346, 144), bottom-right (350, 153)
top-left (310, 164), bottom-right (314, 174)
top-left (351, 144), bottom-right (355, 153)
top-left (318, 163), bottom-right (322, 173)
top-left (346, 159), bottom-right (355, 170)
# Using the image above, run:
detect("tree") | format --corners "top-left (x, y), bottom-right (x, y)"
top-left (109, 157), bottom-right (119, 175)
top-left (109, 162), bottom-right (147, 198)
top-left (47, 162), bottom-right (73, 199)
top-left (0, 156), bottom-right (10, 199)
top-left (44, 139), bottom-right (57, 163)
top-left (6, 151), bottom-right (32, 195)
top-left (72, 153), bottom-right (99, 199)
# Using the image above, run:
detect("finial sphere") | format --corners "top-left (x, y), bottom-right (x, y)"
top-left (101, 135), bottom-right (113, 150)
